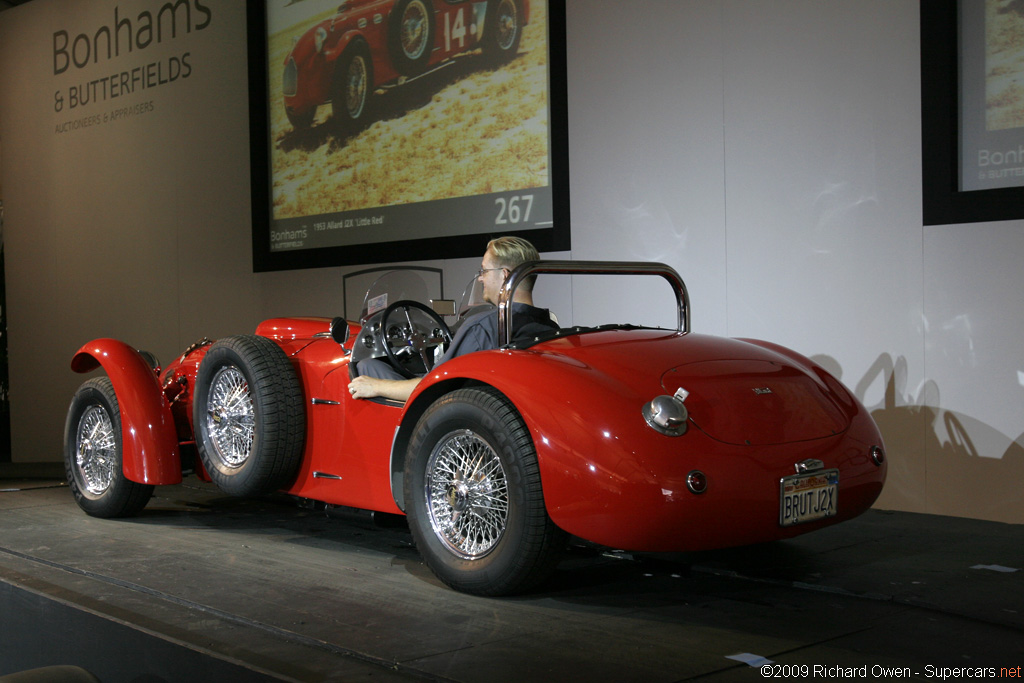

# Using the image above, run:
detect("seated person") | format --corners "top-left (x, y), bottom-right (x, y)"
top-left (348, 236), bottom-right (557, 402)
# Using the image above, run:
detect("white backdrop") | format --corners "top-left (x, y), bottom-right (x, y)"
top-left (1, 0), bottom-right (1021, 523)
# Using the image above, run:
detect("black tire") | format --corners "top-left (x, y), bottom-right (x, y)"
top-left (64, 377), bottom-right (154, 518)
top-left (331, 42), bottom-right (373, 134)
top-left (193, 335), bottom-right (305, 497)
top-left (481, 0), bottom-right (522, 64)
top-left (387, 0), bottom-right (434, 76)
top-left (286, 106), bottom-right (316, 130)
top-left (405, 387), bottom-right (565, 595)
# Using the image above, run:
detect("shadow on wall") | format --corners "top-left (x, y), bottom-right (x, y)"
top-left (811, 353), bottom-right (1024, 525)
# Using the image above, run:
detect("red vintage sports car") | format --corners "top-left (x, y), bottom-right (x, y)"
top-left (282, 0), bottom-right (527, 131)
top-left (65, 261), bottom-right (886, 596)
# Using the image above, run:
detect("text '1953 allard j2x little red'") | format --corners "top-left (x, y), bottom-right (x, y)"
top-left (65, 261), bottom-right (886, 596)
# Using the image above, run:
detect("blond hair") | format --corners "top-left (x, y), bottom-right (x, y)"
top-left (487, 236), bottom-right (540, 291)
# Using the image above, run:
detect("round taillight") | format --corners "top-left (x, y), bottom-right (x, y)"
top-left (686, 470), bottom-right (708, 494)
top-left (870, 445), bottom-right (885, 466)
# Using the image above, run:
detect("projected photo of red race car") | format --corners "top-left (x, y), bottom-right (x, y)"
top-left (282, 0), bottom-right (528, 133)
top-left (64, 261), bottom-right (887, 596)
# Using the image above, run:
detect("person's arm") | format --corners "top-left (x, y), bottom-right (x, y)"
top-left (348, 374), bottom-right (421, 402)
top-left (348, 313), bottom-right (496, 402)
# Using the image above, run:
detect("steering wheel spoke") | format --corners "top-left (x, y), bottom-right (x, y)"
top-left (381, 301), bottom-right (453, 378)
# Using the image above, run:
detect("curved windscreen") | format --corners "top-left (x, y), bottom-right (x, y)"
top-left (360, 270), bottom-right (437, 322)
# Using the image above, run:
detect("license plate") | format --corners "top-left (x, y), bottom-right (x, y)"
top-left (779, 469), bottom-right (839, 527)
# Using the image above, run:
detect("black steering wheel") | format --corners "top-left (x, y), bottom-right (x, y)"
top-left (381, 300), bottom-right (453, 378)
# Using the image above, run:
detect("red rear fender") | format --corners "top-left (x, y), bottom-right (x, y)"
top-left (71, 339), bottom-right (182, 485)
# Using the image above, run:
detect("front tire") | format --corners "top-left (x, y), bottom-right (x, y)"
top-left (331, 43), bottom-right (373, 135)
top-left (405, 387), bottom-right (564, 595)
top-left (64, 377), bottom-right (154, 518)
top-left (286, 106), bottom-right (317, 130)
top-left (193, 335), bottom-right (305, 497)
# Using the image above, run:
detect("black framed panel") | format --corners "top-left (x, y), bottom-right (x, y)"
top-left (248, 0), bottom-right (570, 271)
top-left (922, 0), bottom-right (1024, 225)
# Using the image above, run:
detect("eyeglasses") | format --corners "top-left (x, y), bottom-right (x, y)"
top-left (477, 267), bottom-right (506, 278)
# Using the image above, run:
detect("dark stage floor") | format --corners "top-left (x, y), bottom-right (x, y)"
top-left (1, 465), bottom-right (1022, 682)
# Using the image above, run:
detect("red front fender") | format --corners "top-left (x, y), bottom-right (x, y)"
top-left (71, 339), bottom-right (181, 485)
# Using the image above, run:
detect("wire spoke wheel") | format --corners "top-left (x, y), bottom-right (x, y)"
top-left (75, 404), bottom-right (117, 495)
top-left (482, 0), bottom-right (522, 63)
top-left (344, 54), bottom-right (369, 120)
top-left (63, 376), bottom-right (154, 518)
top-left (405, 387), bottom-right (565, 595)
top-left (426, 429), bottom-right (509, 560)
top-left (388, 0), bottom-right (434, 75)
top-left (399, 0), bottom-right (429, 61)
top-left (332, 42), bottom-right (374, 134)
top-left (493, 0), bottom-right (519, 51)
top-left (205, 366), bottom-right (255, 469)
top-left (193, 335), bottom-right (305, 497)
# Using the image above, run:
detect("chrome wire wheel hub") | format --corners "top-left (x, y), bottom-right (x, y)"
top-left (75, 405), bottom-right (116, 495)
top-left (425, 429), bottom-right (508, 560)
top-left (206, 366), bottom-right (255, 468)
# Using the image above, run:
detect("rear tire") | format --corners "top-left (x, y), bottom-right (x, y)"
top-left (388, 0), bottom-right (434, 76)
top-left (193, 335), bottom-right (305, 497)
top-left (405, 387), bottom-right (564, 595)
top-left (481, 0), bottom-right (522, 64)
top-left (64, 377), bottom-right (154, 518)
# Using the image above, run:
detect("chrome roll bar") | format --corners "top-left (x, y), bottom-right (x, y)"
top-left (497, 260), bottom-right (691, 347)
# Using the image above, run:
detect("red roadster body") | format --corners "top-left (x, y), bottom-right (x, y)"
top-left (282, 0), bottom-right (528, 132)
top-left (65, 261), bottom-right (886, 595)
